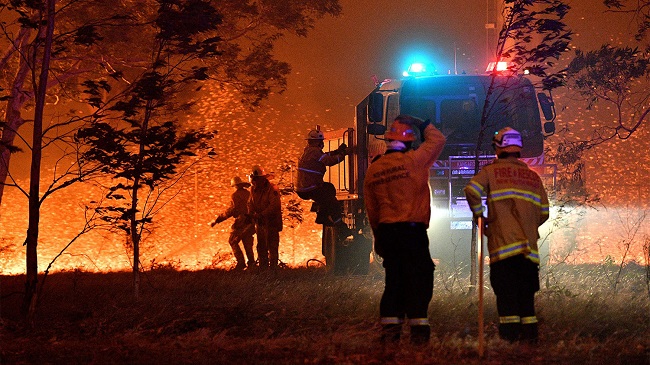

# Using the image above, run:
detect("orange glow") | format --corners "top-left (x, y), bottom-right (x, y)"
top-left (0, 84), bottom-right (328, 275)
top-left (0, 181), bottom-right (326, 275)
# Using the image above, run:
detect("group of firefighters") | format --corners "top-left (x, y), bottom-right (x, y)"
top-left (209, 165), bottom-right (283, 271)
top-left (210, 115), bottom-right (549, 346)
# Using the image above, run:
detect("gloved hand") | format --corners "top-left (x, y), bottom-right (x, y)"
top-left (418, 119), bottom-right (431, 142)
top-left (210, 216), bottom-right (225, 227)
top-left (336, 143), bottom-right (348, 155)
top-left (251, 212), bottom-right (261, 223)
top-left (473, 214), bottom-right (487, 229)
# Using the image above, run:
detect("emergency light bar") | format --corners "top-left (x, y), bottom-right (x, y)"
top-left (403, 62), bottom-right (432, 77)
top-left (486, 61), bottom-right (511, 73)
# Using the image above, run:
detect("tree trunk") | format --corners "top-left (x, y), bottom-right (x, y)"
top-left (130, 102), bottom-right (153, 301)
top-left (22, 0), bottom-right (56, 323)
top-left (0, 51), bottom-right (32, 208)
top-left (131, 201), bottom-right (140, 301)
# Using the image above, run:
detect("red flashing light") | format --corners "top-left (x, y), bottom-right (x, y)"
top-left (486, 61), bottom-right (512, 73)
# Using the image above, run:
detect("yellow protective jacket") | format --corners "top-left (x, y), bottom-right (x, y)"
top-left (363, 124), bottom-right (446, 230)
top-left (216, 187), bottom-right (253, 233)
top-left (248, 179), bottom-right (283, 232)
top-left (464, 157), bottom-right (550, 264)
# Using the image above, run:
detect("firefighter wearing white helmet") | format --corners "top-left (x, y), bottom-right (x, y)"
top-left (297, 128), bottom-right (349, 228)
top-left (363, 114), bottom-right (446, 345)
top-left (464, 126), bottom-right (549, 343)
top-left (247, 165), bottom-right (283, 269)
top-left (209, 176), bottom-right (255, 270)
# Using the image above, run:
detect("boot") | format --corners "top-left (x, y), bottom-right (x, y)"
top-left (498, 323), bottom-right (521, 343)
top-left (521, 323), bottom-right (538, 344)
top-left (410, 325), bottom-right (431, 345)
top-left (335, 222), bottom-right (354, 244)
top-left (380, 324), bottom-right (402, 343)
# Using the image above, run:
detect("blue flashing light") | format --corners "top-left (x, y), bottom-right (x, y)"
top-left (409, 62), bottom-right (427, 73)
top-left (403, 62), bottom-right (433, 77)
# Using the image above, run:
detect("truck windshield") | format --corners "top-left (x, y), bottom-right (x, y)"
top-left (399, 75), bottom-right (543, 159)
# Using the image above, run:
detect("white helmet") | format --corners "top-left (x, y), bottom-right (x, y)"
top-left (493, 127), bottom-right (522, 151)
top-left (230, 176), bottom-right (250, 187)
top-left (306, 129), bottom-right (324, 140)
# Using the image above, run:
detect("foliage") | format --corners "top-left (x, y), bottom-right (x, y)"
top-left (565, 45), bottom-right (650, 145)
top-left (554, 3), bottom-right (650, 197)
top-left (77, 122), bottom-right (213, 234)
top-left (498, 0), bottom-right (573, 89)
top-left (604, 0), bottom-right (650, 41)
top-left (75, 1), bottom-right (225, 299)
top-left (477, 0), bottom-right (573, 152)
top-left (0, 0), bottom-right (342, 203)
top-left (0, 0), bottom-right (129, 205)
top-left (274, 161), bottom-right (304, 229)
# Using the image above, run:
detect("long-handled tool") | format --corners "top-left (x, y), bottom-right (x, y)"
top-left (477, 216), bottom-right (485, 358)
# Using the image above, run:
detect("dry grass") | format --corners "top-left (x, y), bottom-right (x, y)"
top-left (1, 264), bottom-right (649, 365)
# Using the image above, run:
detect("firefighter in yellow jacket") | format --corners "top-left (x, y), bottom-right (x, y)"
top-left (210, 176), bottom-right (256, 270)
top-left (364, 115), bottom-right (446, 344)
top-left (248, 165), bottom-right (283, 270)
top-left (464, 127), bottom-right (549, 343)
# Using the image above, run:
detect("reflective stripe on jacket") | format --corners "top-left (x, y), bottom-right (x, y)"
top-left (363, 124), bottom-right (446, 230)
top-left (464, 157), bottom-right (549, 264)
top-left (296, 146), bottom-right (343, 192)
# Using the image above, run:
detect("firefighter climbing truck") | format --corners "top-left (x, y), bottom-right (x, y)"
top-left (320, 63), bottom-right (557, 274)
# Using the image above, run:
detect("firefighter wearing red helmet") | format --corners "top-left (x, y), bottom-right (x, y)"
top-left (209, 176), bottom-right (256, 270)
top-left (363, 115), bottom-right (446, 345)
top-left (464, 127), bottom-right (550, 343)
top-left (296, 127), bottom-right (349, 228)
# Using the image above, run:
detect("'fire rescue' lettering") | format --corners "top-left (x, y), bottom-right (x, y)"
top-left (494, 166), bottom-right (540, 188)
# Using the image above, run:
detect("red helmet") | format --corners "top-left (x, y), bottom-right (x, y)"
top-left (249, 165), bottom-right (270, 181)
top-left (385, 121), bottom-right (416, 142)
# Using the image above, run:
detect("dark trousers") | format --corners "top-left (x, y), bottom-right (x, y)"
top-left (228, 230), bottom-right (255, 267)
top-left (490, 254), bottom-right (540, 342)
top-left (375, 223), bottom-right (435, 330)
top-left (256, 224), bottom-right (280, 268)
top-left (297, 183), bottom-right (342, 225)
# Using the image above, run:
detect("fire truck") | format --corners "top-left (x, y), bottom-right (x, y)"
top-left (320, 63), bottom-right (557, 274)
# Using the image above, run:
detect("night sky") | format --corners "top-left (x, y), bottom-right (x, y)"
top-left (264, 0), bottom-right (634, 136)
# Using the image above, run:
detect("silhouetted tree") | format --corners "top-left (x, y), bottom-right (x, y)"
top-left (76, 0), bottom-right (340, 299)
top-left (2, 0), bottom-right (341, 313)
top-left (551, 1), bottom-right (650, 197)
top-left (470, 0), bottom-right (573, 289)
top-left (0, 0), bottom-right (342, 204)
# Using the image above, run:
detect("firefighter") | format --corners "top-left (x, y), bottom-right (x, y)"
top-left (248, 165), bottom-right (283, 270)
top-left (296, 128), bottom-right (349, 227)
top-left (209, 176), bottom-right (256, 270)
top-left (463, 127), bottom-right (550, 343)
top-left (363, 115), bottom-right (446, 345)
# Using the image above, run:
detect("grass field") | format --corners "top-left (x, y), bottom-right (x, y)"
top-left (1, 263), bottom-right (648, 364)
